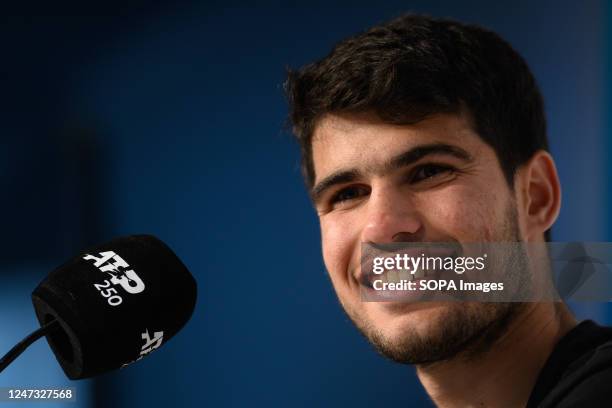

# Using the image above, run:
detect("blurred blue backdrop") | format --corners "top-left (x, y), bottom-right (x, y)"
top-left (1, 1), bottom-right (610, 407)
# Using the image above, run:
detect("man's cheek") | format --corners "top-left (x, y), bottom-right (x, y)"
top-left (320, 221), bottom-right (355, 288)
top-left (425, 199), bottom-right (474, 236)
top-left (428, 193), bottom-right (499, 240)
top-left (322, 244), bottom-right (349, 286)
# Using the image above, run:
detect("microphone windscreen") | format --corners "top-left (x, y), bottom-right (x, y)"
top-left (31, 234), bottom-right (197, 379)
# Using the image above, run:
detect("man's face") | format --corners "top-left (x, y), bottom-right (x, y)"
top-left (311, 111), bottom-right (526, 364)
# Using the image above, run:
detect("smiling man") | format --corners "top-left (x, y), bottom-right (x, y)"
top-left (285, 14), bottom-right (612, 407)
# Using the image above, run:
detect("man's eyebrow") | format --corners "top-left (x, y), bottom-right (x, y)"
top-left (386, 143), bottom-right (473, 172)
top-left (310, 143), bottom-right (473, 202)
top-left (311, 169), bottom-right (360, 202)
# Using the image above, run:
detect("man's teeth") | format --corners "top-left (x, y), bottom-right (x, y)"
top-left (398, 270), bottom-right (411, 282)
top-left (379, 269), bottom-right (427, 283)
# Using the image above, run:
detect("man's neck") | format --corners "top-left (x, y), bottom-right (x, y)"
top-left (416, 303), bottom-right (577, 408)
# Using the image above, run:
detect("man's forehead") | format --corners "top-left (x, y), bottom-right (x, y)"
top-left (311, 111), bottom-right (482, 179)
top-left (313, 111), bottom-right (389, 137)
top-left (314, 111), bottom-right (475, 138)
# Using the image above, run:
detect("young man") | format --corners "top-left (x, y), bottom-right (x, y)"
top-left (285, 15), bottom-right (612, 407)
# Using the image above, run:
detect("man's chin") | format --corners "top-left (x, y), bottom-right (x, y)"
top-left (354, 301), bottom-right (520, 365)
top-left (364, 302), bottom-right (458, 345)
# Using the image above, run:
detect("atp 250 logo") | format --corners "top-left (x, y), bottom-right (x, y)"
top-left (83, 251), bottom-right (146, 307)
top-left (121, 328), bottom-right (165, 368)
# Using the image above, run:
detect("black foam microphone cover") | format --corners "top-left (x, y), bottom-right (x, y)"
top-left (31, 235), bottom-right (197, 380)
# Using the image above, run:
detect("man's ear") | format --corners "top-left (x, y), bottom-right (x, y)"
top-left (515, 151), bottom-right (561, 241)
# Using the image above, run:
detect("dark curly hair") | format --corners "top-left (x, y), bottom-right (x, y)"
top-left (285, 14), bottom-right (550, 239)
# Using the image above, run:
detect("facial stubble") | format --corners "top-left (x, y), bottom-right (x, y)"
top-left (338, 203), bottom-right (529, 366)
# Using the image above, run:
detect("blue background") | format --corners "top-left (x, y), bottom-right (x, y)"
top-left (1, 1), bottom-right (610, 406)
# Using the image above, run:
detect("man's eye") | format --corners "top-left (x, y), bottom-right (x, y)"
top-left (411, 164), bottom-right (455, 183)
top-left (330, 186), bottom-right (370, 205)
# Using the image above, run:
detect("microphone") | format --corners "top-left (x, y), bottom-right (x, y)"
top-left (0, 234), bottom-right (197, 380)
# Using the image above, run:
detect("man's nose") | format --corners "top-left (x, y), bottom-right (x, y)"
top-left (360, 188), bottom-right (424, 244)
